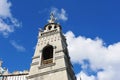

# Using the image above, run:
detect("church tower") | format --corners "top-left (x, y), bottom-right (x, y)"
top-left (27, 13), bottom-right (76, 80)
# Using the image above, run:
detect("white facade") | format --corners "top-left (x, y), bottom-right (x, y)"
top-left (0, 60), bottom-right (28, 80)
top-left (28, 13), bottom-right (76, 80)
top-left (0, 13), bottom-right (76, 80)
top-left (0, 74), bottom-right (28, 80)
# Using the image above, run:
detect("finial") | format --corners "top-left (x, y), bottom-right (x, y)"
top-left (48, 12), bottom-right (56, 23)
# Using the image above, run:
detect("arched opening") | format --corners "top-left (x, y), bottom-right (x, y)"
top-left (42, 45), bottom-right (53, 65)
top-left (48, 25), bottom-right (52, 30)
top-left (54, 25), bottom-right (57, 29)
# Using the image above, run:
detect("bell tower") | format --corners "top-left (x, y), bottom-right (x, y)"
top-left (27, 13), bottom-right (76, 80)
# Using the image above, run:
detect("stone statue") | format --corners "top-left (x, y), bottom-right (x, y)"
top-left (48, 12), bottom-right (56, 23)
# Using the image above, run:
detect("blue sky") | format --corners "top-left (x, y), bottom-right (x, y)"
top-left (0, 0), bottom-right (120, 80)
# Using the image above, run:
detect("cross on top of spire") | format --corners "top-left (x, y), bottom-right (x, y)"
top-left (48, 12), bottom-right (56, 23)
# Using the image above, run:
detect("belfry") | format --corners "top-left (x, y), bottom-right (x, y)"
top-left (0, 13), bottom-right (76, 80)
top-left (27, 13), bottom-right (76, 80)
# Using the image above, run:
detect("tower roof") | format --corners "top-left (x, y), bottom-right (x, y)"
top-left (43, 13), bottom-right (62, 30)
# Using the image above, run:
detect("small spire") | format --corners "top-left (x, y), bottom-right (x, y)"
top-left (48, 12), bottom-right (56, 23)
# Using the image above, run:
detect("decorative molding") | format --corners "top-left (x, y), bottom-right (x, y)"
top-left (31, 62), bottom-right (39, 66)
top-left (27, 67), bottom-right (66, 79)
top-left (38, 63), bottom-right (55, 69)
top-left (32, 56), bottom-right (40, 59)
top-left (55, 55), bottom-right (64, 60)
top-left (55, 50), bottom-right (63, 53)
top-left (0, 73), bottom-right (28, 76)
top-left (39, 30), bottom-right (60, 38)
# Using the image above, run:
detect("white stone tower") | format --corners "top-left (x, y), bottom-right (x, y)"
top-left (27, 13), bottom-right (76, 80)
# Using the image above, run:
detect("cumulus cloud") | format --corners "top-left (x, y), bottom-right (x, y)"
top-left (10, 40), bottom-right (26, 52)
top-left (65, 31), bottom-right (120, 80)
top-left (0, 0), bottom-right (21, 37)
top-left (76, 71), bottom-right (96, 80)
top-left (50, 7), bottom-right (68, 21)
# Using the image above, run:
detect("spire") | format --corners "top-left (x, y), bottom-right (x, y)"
top-left (48, 12), bottom-right (56, 23)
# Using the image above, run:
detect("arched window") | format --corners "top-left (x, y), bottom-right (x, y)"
top-left (48, 26), bottom-right (52, 30)
top-left (42, 45), bottom-right (53, 65)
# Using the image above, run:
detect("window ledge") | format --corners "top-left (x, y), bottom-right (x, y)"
top-left (38, 63), bottom-right (55, 69)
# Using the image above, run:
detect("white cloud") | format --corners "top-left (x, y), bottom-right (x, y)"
top-left (65, 31), bottom-right (120, 80)
top-left (0, 0), bottom-right (11, 17)
top-left (10, 40), bottom-right (26, 52)
top-left (0, 0), bottom-right (21, 37)
top-left (76, 71), bottom-right (96, 80)
top-left (50, 7), bottom-right (68, 21)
